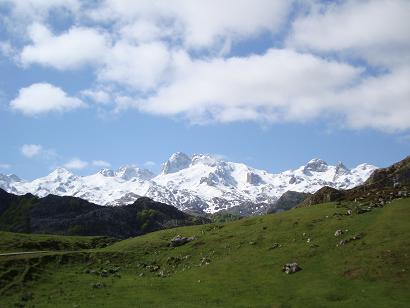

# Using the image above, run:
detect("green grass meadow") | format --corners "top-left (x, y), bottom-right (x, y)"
top-left (1, 198), bottom-right (409, 307)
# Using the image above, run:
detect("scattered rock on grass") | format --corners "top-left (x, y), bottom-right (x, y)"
top-left (91, 282), bottom-right (105, 289)
top-left (282, 263), bottom-right (301, 274)
top-left (199, 257), bottom-right (211, 266)
top-left (269, 243), bottom-right (281, 250)
top-left (170, 235), bottom-right (196, 247)
top-left (146, 265), bottom-right (160, 272)
top-left (334, 230), bottom-right (343, 237)
top-left (337, 234), bottom-right (362, 246)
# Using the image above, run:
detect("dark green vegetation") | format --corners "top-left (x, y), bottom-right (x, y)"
top-left (1, 197), bottom-right (409, 307)
top-left (0, 190), bottom-right (207, 238)
top-left (0, 232), bottom-right (116, 253)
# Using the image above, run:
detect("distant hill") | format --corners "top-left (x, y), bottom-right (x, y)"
top-left (0, 189), bottom-right (207, 238)
top-left (299, 155), bottom-right (410, 207)
top-left (267, 191), bottom-right (311, 213)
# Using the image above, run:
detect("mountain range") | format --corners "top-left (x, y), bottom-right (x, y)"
top-left (0, 152), bottom-right (377, 215)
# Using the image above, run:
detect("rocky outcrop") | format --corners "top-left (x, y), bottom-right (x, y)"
top-left (298, 186), bottom-right (344, 207)
top-left (169, 235), bottom-right (196, 247)
top-left (267, 191), bottom-right (311, 213)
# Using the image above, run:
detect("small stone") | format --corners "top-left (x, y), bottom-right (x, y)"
top-left (334, 230), bottom-right (343, 237)
top-left (270, 243), bottom-right (280, 250)
top-left (169, 235), bottom-right (196, 247)
top-left (282, 263), bottom-right (301, 274)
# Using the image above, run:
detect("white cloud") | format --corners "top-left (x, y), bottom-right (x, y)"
top-left (98, 41), bottom-right (171, 91)
top-left (0, 0), bottom-right (80, 19)
top-left (1, 0), bottom-right (409, 133)
top-left (129, 48), bottom-right (362, 123)
top-left (21, 144), bottom-right (43, 158)
top-left (287, 0), bottom-right (410, 68)
top-left (10, 83), bottom-right (85, 116)
top-left (336, 67), bottom-right (410, 131)
top-left (81, 89), bottom-right (111, 104)
top-left (0, 163), bottom-right (11, 169)
top-left (0, 0), bottom-right (81, 37)
top-left (114, 47), bottom-right (410, 131)
top-left (119, 19), bottom-right (173, 44)
top-left (0, 41), bottom-right (15, 58)
top-left (92, 160), bottom-right (111, 167)
top-left (64, 158), bottom-right (88, 170)
top-left (20, 23), bottom-right (109, 70)
top-left (89, 0), bottom-right (291, 49)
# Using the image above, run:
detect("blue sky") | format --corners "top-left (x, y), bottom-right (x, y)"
top-left (0, 0), bottom-right (409, 179)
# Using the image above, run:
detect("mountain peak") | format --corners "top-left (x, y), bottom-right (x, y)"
top-left (49, 167), bottom-right (73, 176)
top-left (304, 158), bottom-right (328, 173)
top-left (162, 152), bottom-right (191, 174)
top-left (116, 166), bottom-right (154, 181)
top-left (6, 174), bottom-right (21, 182)
top-left (98, 168), bottom-right (115, 177)
top-left (335, 161), bottom-right (349, 175)
top-left (46, 168), bottom-right (76, 181)
top-left (191, 154), bottom-right (221, 166)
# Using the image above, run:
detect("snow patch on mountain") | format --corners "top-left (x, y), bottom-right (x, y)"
top-left (0, 153), bottom-right (378, 215)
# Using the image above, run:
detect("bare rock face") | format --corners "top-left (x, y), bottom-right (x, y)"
top-left (298, 186), bottom-right (344, 207)
top-left (282, 263), bottom-right (301, 274)
top-left (246, 172), bottom-right (264, 185)
top-left (267, 191), bottom-right (311, 213)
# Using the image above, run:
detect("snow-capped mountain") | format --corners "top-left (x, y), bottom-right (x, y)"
top-left (0, 153), bottom-right (377, 215)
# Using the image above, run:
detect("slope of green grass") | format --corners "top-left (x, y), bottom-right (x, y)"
top-left (0, 199), bottom-right (409, 307)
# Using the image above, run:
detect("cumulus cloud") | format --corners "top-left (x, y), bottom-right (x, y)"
top-left (89, 0), bottom-right (291, 49)
top-left (98, 41), bottom-right (171, 91)
top-left (336, 67), bottom-right (410, 131)
top-left (81, 89), bottom-right (112, 104)
top-left (0, 0), bottom-right (80, 19)
top-left (0, 41), bottom-right (15, 58)
top-left (287, 0), bottom-right (410, 68)
top-left (92, 160), bottom-right (111, 167)
top-left (10, 83), bottom-right (85, 116)
top-left (21, 144), bottom-right (43, 158)
top-left (64, 158), bottom-right (88, 170)
top-left (20, 23), bottom-right (109, 70)
top-left (1, 0), bottom-right (409, 132)
top-left (128, 48), bottom-right (362, 122)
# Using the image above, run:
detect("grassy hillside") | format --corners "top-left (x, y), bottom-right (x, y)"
top-left (0, 198), bottom-right (409, 307)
